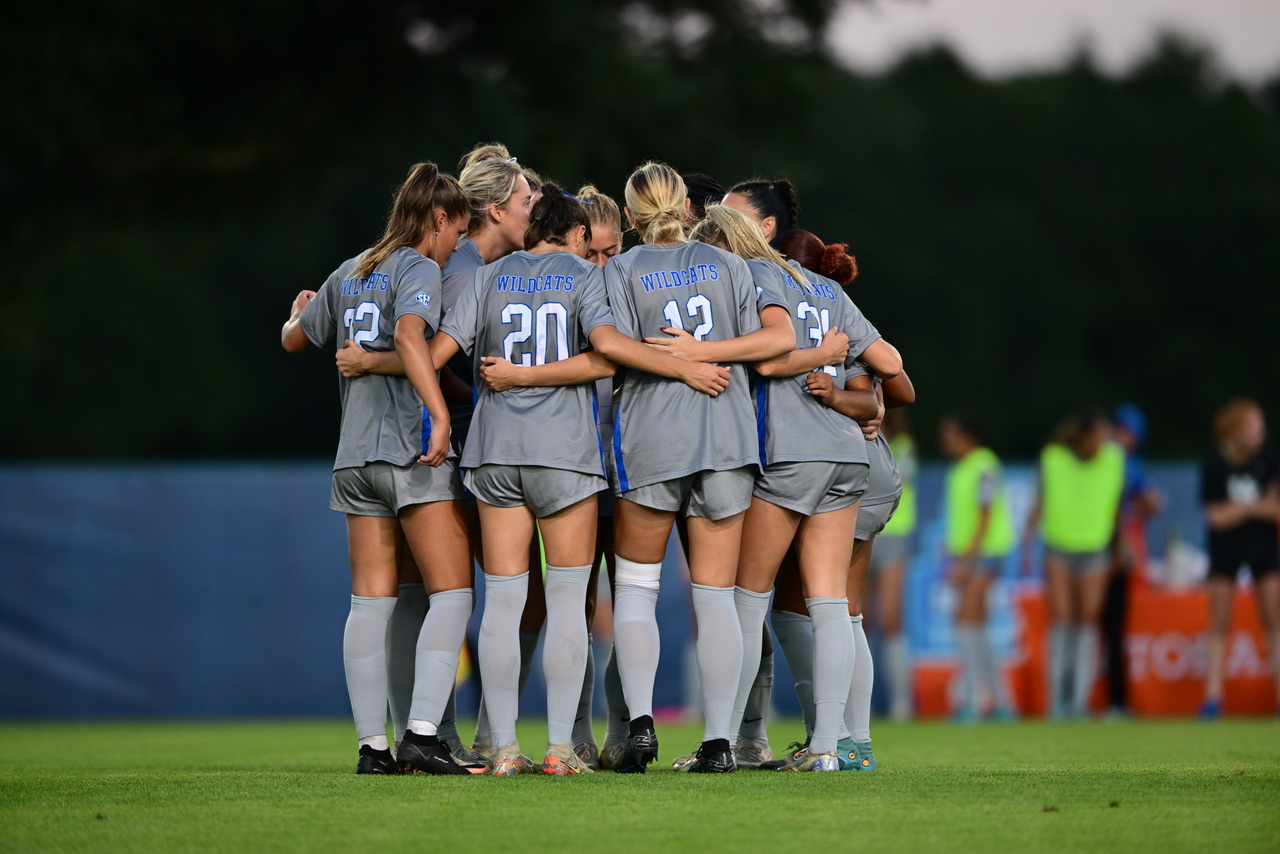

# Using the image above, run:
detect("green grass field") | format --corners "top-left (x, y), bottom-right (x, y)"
top-left (1, 718), bottom-right (1277, 853)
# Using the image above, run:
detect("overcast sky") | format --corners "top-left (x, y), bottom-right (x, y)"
top-left (827, 0), bottom-right (1280, 83)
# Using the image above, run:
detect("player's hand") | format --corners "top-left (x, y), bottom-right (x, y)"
top-left (290, 290), bottom-right (316, 319)
top-left (417, 423), bottom-right (451, 467)
top-left (479, 356), bottom-right (523, 391)
top-left (680, 362), bottom-right (731, 396)
top-left (859, 400), bottom-right (886, 441)
top-left (819, 329), bottom-right (850, 366)
top-left (805, 371), bottom-right (835, 403)
top-left (644, 327), bottom-right (703, 362)
top-left (335, 339), bottom-right (369, 378)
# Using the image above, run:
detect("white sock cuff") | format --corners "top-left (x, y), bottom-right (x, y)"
top-left (615, 557), bottom-right (662, 590)
top-left (849, 613), bottom-right (864, 624)
top-left (546, 564), bottom-right (593, 580)
top-left (350, 595), bottom-right (397, 617)
top-left (735, 586), bottom-right (773, 605)
top-left (427, 588), bottom-right (473, 608)
top-left (484, 572), bottom-right (529, 590)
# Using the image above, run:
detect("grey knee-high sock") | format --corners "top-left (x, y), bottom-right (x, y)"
top-left (741, 653), bottom-right (774, 743)
top-left (1049, 623), bottom-right (1074, 717)
top-left (478, 573), bottom-right (529, 748)
top-left (731, 587), bottom-right (772, 744)
top-left (771, 609), bottom-right (816, 739)
top-left (544, 565), bottom-right (591, 746)
top-left (885, 634), bottom-right (912, 720)
top-left (603, 642), bottom-right (630, 744)
top-left (691, 584), bottom-right (743, 742)
top-left (387, 583), bottom-right (428, 746)
top-left (956, 626), bottom-right (984, 712)
top-left (407, 588), bottom-right (474, 732)
top-left (1072, 624), bottom-right (1099, 717)
top-left (975, 626), bottom-right (1012, 714)
top-left (344, 595), bottom-right (396, 741)
top-left (572, 636), bottom-right (597, 747)
top-left (613, 584), bottom-right (660, 721)
top-left (807, 598), bottom-right (854, 754)
top-left (848, 614), bottom-right (874, 743)
top-left (518, 631), bottom-right (539, 697)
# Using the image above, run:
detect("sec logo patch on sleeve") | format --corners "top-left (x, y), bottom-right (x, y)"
top-left (415, 293), bottom-right (431, 306)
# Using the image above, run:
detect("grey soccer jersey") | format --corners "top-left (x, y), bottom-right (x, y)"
top-left (603, 241), bottom-right (762, 491)
top-left (753, 261), bottom-right (881, 467)
top-left (442, 250), bottom-right (615, 475)
top-left (299, 246), bottom-right (443, 470)
top-left (844, 365), bottom-right (904, 506)
top-left (440, 238), bottom-right (485, 425)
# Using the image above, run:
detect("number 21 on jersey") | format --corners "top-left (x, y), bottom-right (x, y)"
top-left (797, 300), bottom-right (837, 377)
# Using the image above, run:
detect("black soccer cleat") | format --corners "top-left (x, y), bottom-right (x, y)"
top-left (616, 717), bottom-right (659, 774)
top-left (397, 731), bottom-right (471, 776)
top-left (356, 745), bottom-right (401, 775)
top-left (688, 739), bottom-right (736, 774)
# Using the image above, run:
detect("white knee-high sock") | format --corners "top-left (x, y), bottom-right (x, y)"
top-left (1072, 623), bottom-right (1099, 717)
top-left (771, 609), bottom-right (816, 739)
top-left (612, 558), bottom-right (661, 722)
top-left (603, 642), bottom-right (630, 744)
top-left (848, 614), bottom-right (874, 744)
top-left (731, 587), bottom-right (772, 744)
top-left (518, 631), bottom-right (539, 697)
top-left (691, 584), bottom-right (743, 742)
top-left (975, 626), bottom-right (1012, 714)
top-left (344, 595), bottom-right (396, 746)
top-left (406, 588), bottom-right (473, 736)
top-left (741, 652), bottom-right (774, 743)
top-left (807, 598), bottom-right (854, 754)
top-left (956, 626), bottom-right (984, 712)
top-left (572, 636), bottom-right (597, 747)
top-left (387, 583), bottom-right (428, 746)
top-left (544, 565), bottom-right (591, 746)
top-left (478, 573), bottom-right (528, 748)
top-left (885, 634), bottom-right (912, 720)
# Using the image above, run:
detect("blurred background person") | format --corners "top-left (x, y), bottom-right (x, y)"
top-left (1024, 409), bottom-right (1125, 720)
top-left (1102, 402), bottom-right (1163, 719)
top-left (867, 408), bottom-right (917, 721)
top-left (1199, 398), bottom-right (1280, 719)
top-left (940, 411), bottom-right (1017, 722)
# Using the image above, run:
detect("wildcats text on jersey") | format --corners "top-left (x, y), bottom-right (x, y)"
top-left (340, 271), bottom-right (391, 296)
top-left (781, 273), bottom-right (835, 300)
top-left (495, 274), bottom-right (575, 294)
top-left (639, 263), bottom-right (719, 293)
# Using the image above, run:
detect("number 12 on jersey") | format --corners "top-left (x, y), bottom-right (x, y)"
top-left (661, 294), bottom-right (714, 340)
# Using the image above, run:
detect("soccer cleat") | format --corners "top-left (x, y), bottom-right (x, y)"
top-left (760, 739), bottom-right (808, 771)
top-left (598, 740), bottom-right (628, 771)
top-left (688, 740), bottom-right (736, 774)
top-left (791, 750), bottom-right (840, 772)
top-left (397, 731), bottom-right (471, 776)
top-left (446, 739), bottom-right (489, 775)
top-left (733, 737), bottom-right (774, 770)
top-left (1197, 700), bottom-right (1222, 721)
top-left (356, 745), bottom-right (401, 775)
top-left (615, 721), bottom-right (658, 774)
top-left (489, 742), bottom-right (535, 776)
top-left (670, 746), bottom-right (701, 772)
top-left (836, 737), bottom-right (876, 771)
top-left (573, 741), bottom-right (600, 771)
top-left (540, 743), bottom-right (595, 776)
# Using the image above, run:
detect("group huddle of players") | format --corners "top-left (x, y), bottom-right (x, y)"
top-left (282, 143), bottom-right (912, 776)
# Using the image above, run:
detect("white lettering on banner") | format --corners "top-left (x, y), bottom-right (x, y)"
top-left (1126, 631), bottom-right (1266, 681)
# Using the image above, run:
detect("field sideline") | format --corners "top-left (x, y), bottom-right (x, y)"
top-left (1, 718), bottom-right (1277, 853)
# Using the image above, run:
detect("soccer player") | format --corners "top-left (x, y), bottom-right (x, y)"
top-left (670, 206), bottom-right (884, 772)
top-left (1023, 409), bottom-right (1124, 720)
top-left (1198, 399), bottom-right (1280, 718)
top-left (938, 411), bottom-right (1017, 722)
top-left (429, 183), bottom-right (733, 773)
top-left (280, 161), bottom-right (474, 776)
top-left (604, 162), bottom-right (794, 773)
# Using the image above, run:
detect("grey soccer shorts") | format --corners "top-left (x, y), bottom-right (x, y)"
top-left (753, 460), bottom-right (870, 517)
top-left (331, 458), bottom-right (467, 516)
top-left (464, 464), bottom-right (607, 518)
top-left (618, 466), bottom-right (755, 521)
top-left (856, 497), bottom-right (901, 542)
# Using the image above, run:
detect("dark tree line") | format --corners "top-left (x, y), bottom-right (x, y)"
top-left (4, 2), bottom-right (1277, 460)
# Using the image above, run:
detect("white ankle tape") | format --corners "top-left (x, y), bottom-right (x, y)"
top-left (614, 557), bottom-right (662, 590)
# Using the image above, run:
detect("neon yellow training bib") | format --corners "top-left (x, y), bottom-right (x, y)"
top-left (1039, 442), bottom-right (1124, 552)
top-left (945, 446), bottom-right (1015, 557)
